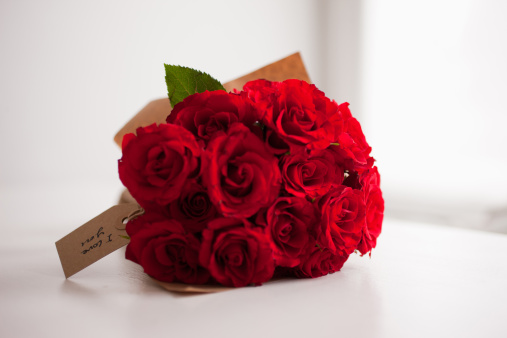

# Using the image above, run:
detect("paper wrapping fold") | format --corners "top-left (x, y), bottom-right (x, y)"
top-left (116, 52), bottom-right (310, 292)
top-left (154, 280), bottom-right (231, 293)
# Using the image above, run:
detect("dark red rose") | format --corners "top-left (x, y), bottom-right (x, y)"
top-left (162, 181), bottom-right (217, 233)
top-left (166, 90), bottom-right (259, 142)
top-left (123, 211), bottom-right (163, 238)
top-left (264, 197), bottom-right (318, 267)
top-left (243, 79), bottom-right (342, 152)
top-left (203, 123), bottom-right (281, 218)
top-left (357, 166), bottom-right (384, 255)
top-left (199, 218), bottom-right (275, 287)
top-left (119, 123), bottom-right (201, 209)
top-left (317, 185), bottom-right (365, 255)
top-left (281, 149), bottom-right (344, 199)
top-left (125, 215), bottom-right (210, 284)
top-left (294, 245), bottom-right (348, 278)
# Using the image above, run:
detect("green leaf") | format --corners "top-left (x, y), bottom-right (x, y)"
top-left (119, 235), bottom-right (130, 240)
top-left (164, 64), bottom-right (226, 107)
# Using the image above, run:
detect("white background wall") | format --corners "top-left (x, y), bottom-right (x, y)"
top-left (1, 0), bottom-right (506, 233)
top-left (360, 0), bottom-right (507, 232)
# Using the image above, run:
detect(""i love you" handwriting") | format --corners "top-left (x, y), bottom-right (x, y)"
top-left (81, 227), bottom-right (113, 255)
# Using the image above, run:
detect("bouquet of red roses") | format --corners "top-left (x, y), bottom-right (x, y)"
top-left (118, 65), bottom-right (384, 288)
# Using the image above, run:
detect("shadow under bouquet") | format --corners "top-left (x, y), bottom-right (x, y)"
top-left (118, 61), bottom-right (384, 289)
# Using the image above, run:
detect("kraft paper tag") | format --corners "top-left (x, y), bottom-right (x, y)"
top-left (55, 203), bottom-right (144, 278)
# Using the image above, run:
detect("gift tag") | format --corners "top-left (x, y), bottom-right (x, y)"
top-left (55, 203), bottom-right (144, 278)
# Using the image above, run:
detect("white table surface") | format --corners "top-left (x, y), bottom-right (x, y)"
top-left (1, 189), bottom-right (507, 338)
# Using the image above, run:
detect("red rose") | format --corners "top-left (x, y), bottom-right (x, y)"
top-left (294, 245), bottom-right (348, 278)
top-left (317, 185), bottom-right (365, 255)
top-left (199, 218), bottom-right (275, 287)
top-left (125, 215), bottom-right (210, 284)
top-left (333, 103), bottom-right (374, 171)
top-left (264, 197), bottom-right (318, 267)
top-left (243, 79), bottom-right (342, 152)
top-left (162, 181), bottom-right (217, 233)
top-left (166, 90), bottom-right (259, 143)
top-left (203, 123), bottom-right (281, 218)
top-left (281, 149), bottom-right (344, 199)
top-left (237, 79), bottom-right (277, 122)
top-left (119, 123), bottom-right (201, 209)
top-left (357, 166), bottom-right (384, 255)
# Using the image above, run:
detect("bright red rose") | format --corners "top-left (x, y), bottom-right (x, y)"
top-left (294, 245), bottom-right (348, 278)
top-left (125, 215), bottom-right (210, 284)
top-left (199, 218), bottom-right (275, 287)
top-left (167, 90), bottom-right (259, 143)
top-left (119, 123), bottom-right (201, 209)
top-left (357, 166), bottom-right (384, 255)
top-left (317, 185), bottom-right (365, 255)
top-left (161, 181), bottom-right (218, 233)
top-left (281, 149), bottom-right (344, 199)
top-left (332, 103), bottom-right (374, 171)
top-left (264, 197), bottom-right (318, 267)
top-left (243, 79), bottom-right (342, 152)
top-left (238, 79), bottom-right (278, 121)
top-left (203, 123), bottom-right (281, 218)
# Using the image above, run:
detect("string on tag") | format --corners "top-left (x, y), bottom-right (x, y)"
top-left (117, 206), bottom-right (145, 230)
